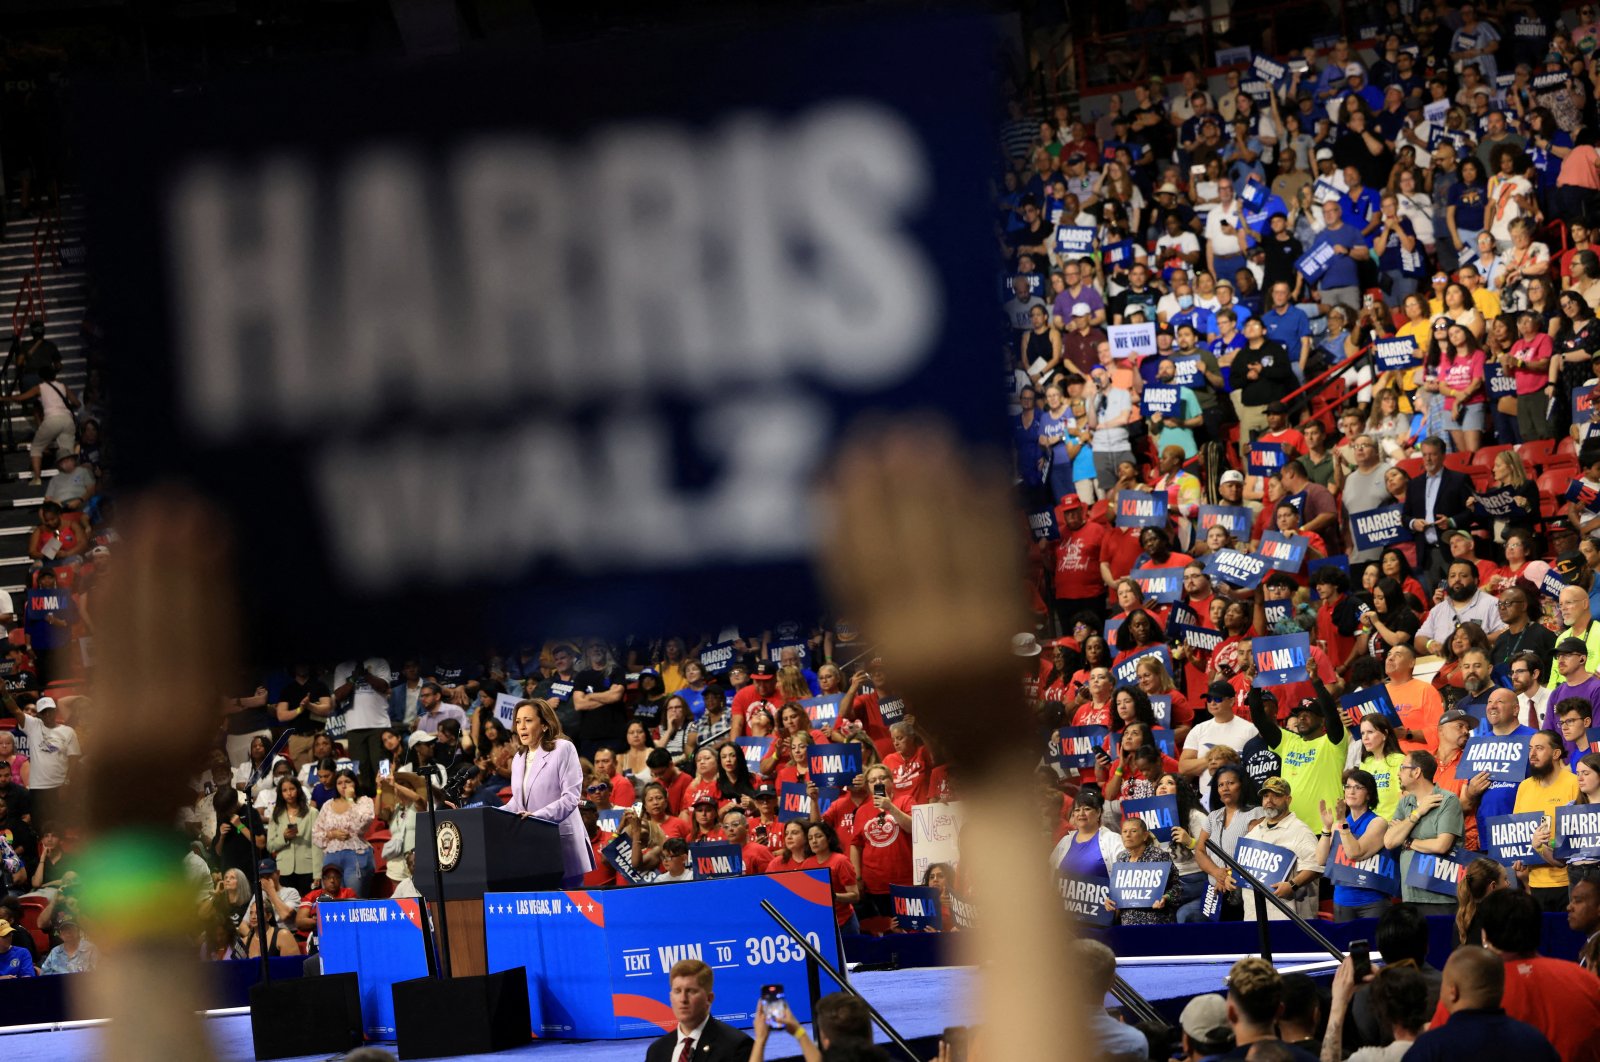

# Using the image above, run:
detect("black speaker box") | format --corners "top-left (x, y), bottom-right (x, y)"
top-left (392, 967), bottom-right (531, 1059)
top-left (249, 971), bottom-right (365, 1060)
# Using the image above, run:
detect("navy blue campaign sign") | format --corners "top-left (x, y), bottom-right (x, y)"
top-left (1232, 837), bottom-right (1296, 890)
top-left (876, 695), bottom-right (907, 726)
top-left (1133, 566), bottom-right (1185, 604)
top-left (1539, 566), bottom-right (1570, 601)
top-left (1115, 490), bottom-right (1168, 528)
top-left (690, 842), bottom-right (743, 878)
top-left (1327, 831), bottom-right (1401, 895)
top-left (603, 832), bottom-right (658, 885)
top-left (1262, 601), bottom-right (1292, 628)
top-left (1483, 812), bottom-right (1545, 866)
top-left (1486, 362), bottom-right (1517, 403)
top-left (1104, 239), bottom-right (1138, 270)
top-left (802, 694), bottom-right (844, 727)
top-left (1248, 442), bottom-right (1286, 477)
top-left (1340, 684), bottom-right (1401, 724)
top-left (1057, 871), bottom-right (1113, 926)
top-left (1122, 794), bottom-right (1179, 842)
top-left (1404, 848), bottom-right (1469, 898)
top-left (1197, 878), bottom-right (1224, 921)
top-left (1143, 385), bottom-right (1183, 417)
top-left (317, 899), bottom-right (430, 1039)
top-left (1109, 862), bottom-right (1172, 909)
top-left (1114, 645), bottom-right (1171, 688)
top-left (485, 872), bottom-right (841, 1038)
top-left (1239, 177), bottom-right (1267, 211)
top-left (808, 743), bottom-right (862, 788)
top-left (597, 808), bottom-right (625, 834)
top-left (890, 885), bottom-right (943, 931)
top-left (1349, 504), bottom-right (1410, 553)
top-left (1251, 52), bottom-right (1290, 90)
top-left (1028, 507), bottom-right (1060, 542)
top-left (1199, 505), bottom-right (1253, 538)
top-left (1474, 487), bottom-right (1523, 520)
top-left (1296, 243), bottom-right (1337, 284)
top-left (1555, 805), bottom-right (1600, 863)
top-left (1463, 733), bottom-right (1532, 783)
top-left (1576, 384), bottom-right (1599, 426)
top-left (1253, 633), bottom-right (1311, 688)
top-left (1169, 601), bottom-right (1202, 630)
top-left (1050, 724), bottom-right (1109, 769)
top-left (1148, 694), bottom-right (1173, 728)
top-left (82, 19), bottom-right (1004, 662)
top-left (1171, 356), bottom-right (1206, 389)
top-left (699, 642), bottom-right (737, 677)
top-left (1179, 624), bottom-right (1224, 654)
top-left (1373, 336), bottom-right (1420, 371)
top-left (779, 782), bottom-right (814, 822)
top-left (1567, 480), bottom-right (1600, 510)
top-left (1056, 226), bottom-right (1097, 256)
top-left (1207, 549), bottom-right (1270, 590)
top-left (1257, 531), bottom-right (1308, 574)
top-left (735, 737), bottom-right (770, 776)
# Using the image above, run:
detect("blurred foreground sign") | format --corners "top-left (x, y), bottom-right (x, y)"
top-left (84, 19), bottom-right (998, 658)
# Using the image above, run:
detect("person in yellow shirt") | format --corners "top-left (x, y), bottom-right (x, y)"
top-left (1515, 730), bottom-right (1580, 911)
top-left (1459, 267), bottom-right (1503, 322)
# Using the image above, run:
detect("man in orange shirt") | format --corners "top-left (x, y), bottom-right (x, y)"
top-left (1433, 709), bottom-right (1479, 850)
top-left (1383, 644), bottom-right (1444, 752)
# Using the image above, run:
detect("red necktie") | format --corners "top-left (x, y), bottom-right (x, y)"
top-left (678, 1037), bottom-right (695, 1062)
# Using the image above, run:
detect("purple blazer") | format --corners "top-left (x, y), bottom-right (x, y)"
top-left (506, 739), bottom-right (595, 881)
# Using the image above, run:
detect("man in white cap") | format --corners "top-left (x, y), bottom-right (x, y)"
top-left (1342, 63), bottom-right (1383, 111)
top-left (1062, 301), bottom-right (1105, 375)
top-left (2, 695), bottom-right (78, 829)
top-left (1178, 994), bottom-right (1234, 1059)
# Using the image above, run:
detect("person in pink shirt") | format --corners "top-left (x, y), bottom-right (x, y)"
top-left (1439, 321), bottom-right (1486, 453)
top-left (1509, 310), bottom-right (1556, 441)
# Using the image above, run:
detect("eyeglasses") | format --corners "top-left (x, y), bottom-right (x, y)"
top-left (1399, 763), bottom-right (1419, 773)
top-left (585, 784), bottom-right (611, 793)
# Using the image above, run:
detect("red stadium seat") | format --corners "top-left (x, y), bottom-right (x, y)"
top-left (1469, 469), bottom-right (1493, 493)
top-left (1559, 436), bottom-right (1578, 460)
top-left (1396, 457), bottom-right (1425, 479)
top-left (1443, 452), bottom-right (1473, 474)
top-left (1521, 439), bottom-right (1560, 467)
top-left (1472, 444), bottom-right (1511, 470)
top-left (1538, 471), bottom-right (1570, 518)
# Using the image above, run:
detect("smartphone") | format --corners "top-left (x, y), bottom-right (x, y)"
top-left (873, 783), bottom-right (888, 799)
top-left (631, 801), bottom-right (644, 818)
top-left (1093, 747), bottom-right (1113, 764)
top-left (378, 760), bottom-right (392, 780)
top-left (1349, 939), bottom-right (1372, 981)
top-left (760, 984), bottom-right (785, 1029)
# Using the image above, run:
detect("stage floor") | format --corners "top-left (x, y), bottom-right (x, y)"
top-left (2, 960), bottom-right (1324, 1061)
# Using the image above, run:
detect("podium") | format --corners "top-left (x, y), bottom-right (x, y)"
top-left (413, 808), bottom-right (565, 977)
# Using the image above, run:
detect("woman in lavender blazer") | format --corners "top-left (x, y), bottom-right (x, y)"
top-left (506, 699), bottom-right (594, 886)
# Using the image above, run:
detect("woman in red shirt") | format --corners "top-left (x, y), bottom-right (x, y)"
top-left (640, 782), bottom-right (688, 841)
top-left (1066, 635), bottom-right (1113, 699)
top-left (1112, 609), bottom-right (1167, 666)
top-left (765, 819), bottom-right (810, 873)
top-left (685, 795), bottom-right (727, 844)
top-left (1485, 528), bottom-right (1544, 594)
top-left (679, 747), bottom-right (724, 819)
top-left (803, 821), bottom-right (860, 933)
top-left (1135, 656), bottom-right (1192, 729)
top-left (760, 705), bottom-right (828, 775)
top-left (850, 764), bottom-right (916, 929)
top-left (881, 722), bottom-right (932, 805)
top-left (769, 732), bottom-right (814, 789)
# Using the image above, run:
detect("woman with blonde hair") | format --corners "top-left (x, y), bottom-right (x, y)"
top-left (1456, 856), bottom-right (1507, 946)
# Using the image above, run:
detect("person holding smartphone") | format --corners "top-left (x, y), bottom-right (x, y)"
top-left (746, 991), bottom-right (821, 1062)
top-left (848, 763), bottom-right (915, 929)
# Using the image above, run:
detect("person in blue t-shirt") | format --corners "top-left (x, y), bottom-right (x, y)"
top-left (1341, 166), bottom-right (1383, 238)
top-left (1462, 688), bottom-right (1536, 845)
top-left (1261, 282), bottom-right (1313, 379)
top-left (1309, 199), bottom-right (1369, 309)
top-left (1446, 157), bottom-right (1489, 258)
top-left (0, 918), bottom-right (36, 977)
top-left (1375, 192), bottom-right (1427, 300)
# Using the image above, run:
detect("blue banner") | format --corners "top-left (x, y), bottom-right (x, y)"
top-left (1133, 566), bottom-right (1186, 604)
top-left (1206, 549), bottom-right (1269, 590)
top-left (1252, 633), bottom-right (1311, 688)
top-left (1050, 724), bottom-right (1109, 769)
top-left (1028, 507), bottom-right (1059, 541)
top-left (1121, 794), bottom-right (1180, 842)
top-left (1057, 871), bottom-right (1113, 925)
top-left (779, 782), bottom-right (814, 822)
top-left (1232, 837), bottom-right (1296, 890)
top-left (877, 696), bottom-right (907, 726)
top-left (317, 899), bottom-right (432, 1039)
top-left (735, 737), bottom-right (770, 777)
top-left (1566, 480), bottom-right (1600, 509)
top-left (485, 872), bottom-right (842, 1038)
top-left (1474, 487), bottom-right (1523, 519)
top-left (1148, 694), bottom-right (1172, 728)
top-left (1555, 805), bottom-right (1600, 864)
top-left (1248, 441), bottom-right (1286, 477)
top-left (597, 808), bottom-right (625, 833)
top-left (1262, 601), bottom-right (1291, 629)
top-left (1239, 177), bottom-right (1267, 211)
top-left (1539, 567), bottom-right (1570, 601)
top-left (766, 640), bottom-right (810, 664)
top-left (1483, 811), bottom-right (1545, 867)
top-left (1198, 505), bottom-right (1253, 538)
top-left (1296, 243), bottom-right (1337, 284)
top-left (1055, 226), bottom-right (1097, 256)
top-left (1110, 861), bottom-right (1172, 909)
top-left (1486, 362), bottom-right (1517, 400)
top-left (1168, 602), bottom-right (1202, 630)
top-left (1198, 878), bottom-right (1224, 921)
top-left (1114, 644), bottom-right (1172, 689)
top-left (1571, 383), bottom-right (1594, 426)
top-left (1373, 336), bottom-right (1419, 371)
top-left (1250, 52), bottom-right (1289, 89)
top-left (1257, 531), bottom-right (1308, 574)
top-left (1179, 624), bottom-right (1224, 654)
top-left (1143, 385), bottom-right (1182, 417)
top-left (890, 884), bottom-right (943, 931)
top-left (1104, 239), bottom-right (1138, 269)
top-left (1115, 490), bottom-right (1168, 528)
top-left (808, 743), bottom-right (863, 788)
top-left (1340, 684), bottom-right (1401, 724)
top-left (1171, 355), bottom-right (1206, 389)
top-left (602, 832), bottom-right (657, 885)
top-left (1326, 831), bottom-right (1401, 895)
top-left (1463, 733), bottom-right (1531, 783)
top-left (690, 842), bottom-right (744, 878)
top-left (1349, 504), bottom-right (1410, 553)
top-left (801, 694), bottom-right (843, 727)
top-left (699, 641), bottom-right (737, 676)
top-left (1404, 849), bottom-right (1469, 897)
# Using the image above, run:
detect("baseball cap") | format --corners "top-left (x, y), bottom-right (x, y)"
top-left (1290, 697), bottom-right (1323, 717)
top-left (1260, 776), bottom-right (1292, 796)
top-left (407, 730), bottom-right (437, 747)
top-left (1345, 62), bottom-right (1365, 78)
top-left (1557, 637), bottom-right (1590, 656)
top-left (1556, 551), bottom-right (1586, 581)
top-left (693, 794), bottom-right (718, 808)
top-left (1180, 994), bottom-right (1230, 1043)
top-left (1315, 147), bottom-right (1334, 160)
top-left (35, 696), bottom-right (57, 714)
top-left (750, 662), bottom-right (778, 682)
top-left (753, 784), bottom-right (778, 800)
top-left (1071, 302), bottom-right (1092, 318)
top-left (1549, 517), bottom-right (1578, 536)
top-left (1220, 470), bottom-right (1245, 486)
top-left (1265, 401), bottom-right (1289, 415)
top-left (257, 857), bottom-right (279, 877)
top-left (1205, 681), bottom-right (1234, 703)
top-left (1439, 709), bottom-right (1474, 727)
top-left (0, 920), bottom-right (14, 938)
top-left (1059, 495), bottom-right (1084, 512)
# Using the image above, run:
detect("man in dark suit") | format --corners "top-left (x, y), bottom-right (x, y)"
top-left (646, 959), bottom-right (755, 1062)
top-left (1402, 436), bottom-right (1474, 591)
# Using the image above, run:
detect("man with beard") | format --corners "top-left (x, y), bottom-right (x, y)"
top-left (1236, 776), bottom-right (1326, 922)
top-left (1460, 689), bottom-right (1536, 851)
top-left (1514, 730), bottom-right (1579, 911)
top-left (1545, 637), bottom-right (1600, 729)
top-left (1247, 683), bottom-right (1347, 833)
top-left (1548, 586), bottom-right (1600, 685)
top-left (1491, 588), bottom-right (1556, 679)
top-left (1505, 650), bottom-right (1552, 732)
top-left (1384, 644), bottom-right (1446, 752)
top-left (1416, 561), bottom-right (1504, 656)
top-left (1454, 648), bottom-right (1495, 724)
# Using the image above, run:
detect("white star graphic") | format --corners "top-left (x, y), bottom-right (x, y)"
top-left (586, 903), bottom-right (595, 914)
top-left (564, 902), bottom-right (572, 913)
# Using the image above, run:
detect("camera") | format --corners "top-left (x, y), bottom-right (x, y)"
top-left (760, 984), bottom-right (786, 1029)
